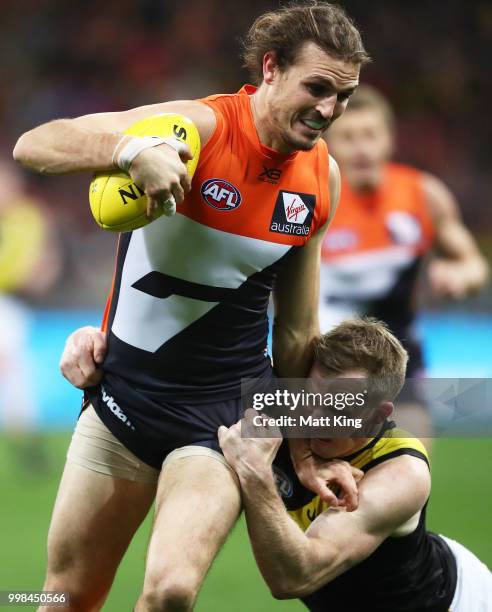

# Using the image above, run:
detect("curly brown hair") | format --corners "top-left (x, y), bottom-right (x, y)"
top-left (242, 1), bottom-right (370, 84)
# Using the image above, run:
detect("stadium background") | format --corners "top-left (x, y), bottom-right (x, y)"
top-left (0, 0), bottom-right (491, 609)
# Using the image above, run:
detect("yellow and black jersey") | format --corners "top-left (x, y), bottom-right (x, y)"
top-left (272, 424), bottom-right (457, 612)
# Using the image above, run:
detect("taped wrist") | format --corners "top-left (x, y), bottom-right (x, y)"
top-left (113, 136), bottom-right (188, 173)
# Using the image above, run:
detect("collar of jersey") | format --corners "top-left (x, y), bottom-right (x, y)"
top-left (331, 419), bottom-right (397, 464)
top-left (239, 84), bottom-right (299, 164)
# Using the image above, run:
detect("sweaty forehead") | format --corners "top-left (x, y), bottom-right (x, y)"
top-left (293, 42), bottom-right (360, 88)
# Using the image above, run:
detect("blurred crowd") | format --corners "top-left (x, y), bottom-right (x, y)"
top-left (1, 0), bottom-right (491, 308)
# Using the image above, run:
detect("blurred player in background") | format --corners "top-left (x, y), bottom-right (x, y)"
top-left (319, 86), bottom-right (489, 437)
top-left (0, 159), bottom-right (61, 467)
top-left (13, 3), bottom-right (368, 610)
top-left (219, 318), bottom-right (492, 612)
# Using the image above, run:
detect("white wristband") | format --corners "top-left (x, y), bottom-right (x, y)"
top-left (114, 136), bottom-right (188, 173)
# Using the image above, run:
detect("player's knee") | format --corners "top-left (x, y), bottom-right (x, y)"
top-left (140, 575), bottom-right (198, 612)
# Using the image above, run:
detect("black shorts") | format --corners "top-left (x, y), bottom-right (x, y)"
top-left (85, 384), bottom-right (244, 469)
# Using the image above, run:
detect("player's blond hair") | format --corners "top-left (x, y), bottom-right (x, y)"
top-left (243, 1), bottom-right (370, 85)
top-left (345, 84), bottom-right (396, 133)
top-left (312, 317), bottom-right (408, 401)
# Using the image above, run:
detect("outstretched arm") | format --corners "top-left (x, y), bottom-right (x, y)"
top-left (13, 100), bottom-right (215, 175)
top-left (13, 100), bottom-right (216, 216)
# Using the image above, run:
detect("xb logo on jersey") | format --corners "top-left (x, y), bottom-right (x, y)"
top-left (201, 178), bottom-right (242, 211)
top-left (270, 190), bottom-right (316, 236)
top-left (258, 165), bottom-right (282, 184)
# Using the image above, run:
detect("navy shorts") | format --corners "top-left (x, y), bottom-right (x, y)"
top-left (85, 384), bottom-right (244, 470)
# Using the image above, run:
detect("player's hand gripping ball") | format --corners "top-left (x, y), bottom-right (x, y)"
top-left (89, 113), bottom-right (200, 232)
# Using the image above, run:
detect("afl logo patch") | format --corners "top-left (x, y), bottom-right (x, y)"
top-left (201, 178), bottom-right (242, 211)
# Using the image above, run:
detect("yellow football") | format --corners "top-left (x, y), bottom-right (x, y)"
top-left (89, 113), bottom-right (201, 232)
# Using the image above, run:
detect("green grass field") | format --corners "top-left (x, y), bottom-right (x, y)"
top-left (0, 435), bottom-right (490, 611)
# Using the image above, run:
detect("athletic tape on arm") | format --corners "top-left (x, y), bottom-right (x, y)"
top-left (114, 136), bottom-right (188, 173)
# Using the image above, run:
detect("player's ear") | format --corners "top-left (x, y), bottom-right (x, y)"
top-left (263, 51), bottom-right (279, 84)
top-left (377, 401), bottom-right (394, 422)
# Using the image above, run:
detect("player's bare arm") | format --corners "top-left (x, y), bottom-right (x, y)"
top-left (281, 156), bottom-right (355, 507)
top-left (13, 100), bottom-right (216, 217)
top-left (218, 412), bottom-right (430, 599)
top-left (272, 155), bottom-right (341, 378)
top-left (13, 100), bottom-right (216, 173)
top-left (423, 172), bottom-right (489, 299)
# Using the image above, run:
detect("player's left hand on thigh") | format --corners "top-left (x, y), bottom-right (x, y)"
top-left (218, 409), bottom-right (282, 477)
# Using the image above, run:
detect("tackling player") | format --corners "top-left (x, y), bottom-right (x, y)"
top-left (13, 3), bottom-right (368, 610)
top-left (219, 318), bottom-right (492, 612)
